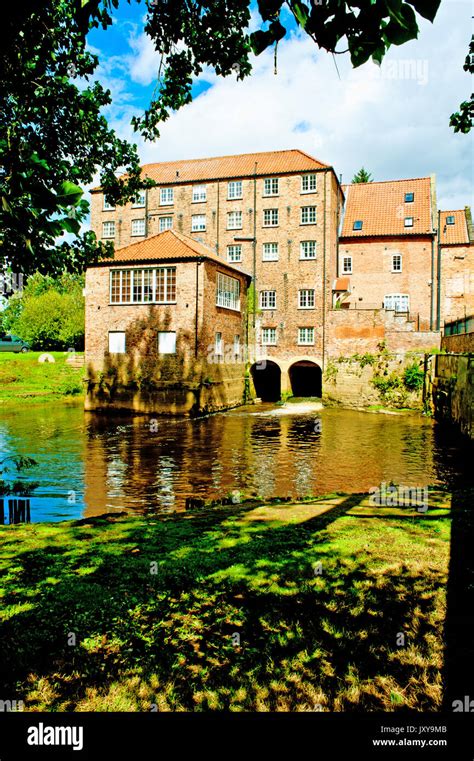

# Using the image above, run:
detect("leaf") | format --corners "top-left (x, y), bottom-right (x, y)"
top-left (292, 1), bottom-right (309, 29)
top-left (407, 0), bottom-right (441, 22)
top-left (56, 181), bottom-right (84, 206)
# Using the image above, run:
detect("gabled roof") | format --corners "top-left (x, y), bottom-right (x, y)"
top-left (93, 150), bottom-right (330, 191)
top-left (89, 229), bottom-right (251, 278)
top-left (439, 209), bottom-right (472, 245)
top-left (340, 177), bottom-right (434, 238)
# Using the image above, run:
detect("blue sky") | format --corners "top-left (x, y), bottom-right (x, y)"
top-left (87, 1), bottom-right (473, 210)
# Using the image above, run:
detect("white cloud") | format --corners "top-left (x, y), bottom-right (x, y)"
top-left (105, 1), bottom-right (473, 211)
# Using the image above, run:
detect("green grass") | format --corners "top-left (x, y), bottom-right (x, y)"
top-left (0, 351), bottom-right (84, 403)
top-left (0, 488), bottom-right (463, 712)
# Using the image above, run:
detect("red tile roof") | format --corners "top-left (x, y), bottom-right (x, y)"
top-left (93, 150), bottom-right (330, 191)
top-left (341, 177), bottom-right (434, 238)
top-left (439, 209), bottom-right (471, 245)
top-left (90, 229), bottom-right (251, 278)
top-left (333, 277), bottom-right (350, 291)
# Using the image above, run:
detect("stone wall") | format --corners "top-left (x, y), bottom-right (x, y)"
top-left (441, 332), bottom-right (474, 353)
top-left (426, 353), bottom-right (474, 438)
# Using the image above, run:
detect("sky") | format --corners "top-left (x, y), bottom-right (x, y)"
top-left (88, 1), bottom-right (474, 211)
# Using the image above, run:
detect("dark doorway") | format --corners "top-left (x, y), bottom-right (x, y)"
top-left (251, 360), bottom-right (281, 402)
top-left (289, 361), bottom-right (322, 397)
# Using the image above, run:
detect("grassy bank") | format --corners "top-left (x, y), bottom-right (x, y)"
top-left (0, 351), bottom-right (84, 403)
top-left (0, 488), bottom-right (466, 712)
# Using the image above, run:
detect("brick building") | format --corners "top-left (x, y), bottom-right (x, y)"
top-left (90, 150), bottom-right (345, 400)
top-left (84, 229), bottom-right (250, 414)
top-left (438, 208), bottom-right (474, 326)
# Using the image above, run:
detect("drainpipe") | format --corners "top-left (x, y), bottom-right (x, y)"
top-left (195, 259), bottom-right (202, 358)
top-left (216, 181), bottom-right (220, 256)
top-left (437, 210), bottom-right (442, 330)
top-left (321, 170), bottom-right (328, 371)
top-left (430, 234), bottom-right (435, 331)
top-left (145, 188), bottom-right (149, 238)
top-left (253, 162), bottom-right (257, 328)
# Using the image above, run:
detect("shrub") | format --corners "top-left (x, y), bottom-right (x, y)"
top-left (403, 362), bottom-right (424, 391)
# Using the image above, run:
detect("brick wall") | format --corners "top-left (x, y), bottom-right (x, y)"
top-left (441, 332), bottom-right (474, 353)
top-left (439, 243), bottom-right (474, 324)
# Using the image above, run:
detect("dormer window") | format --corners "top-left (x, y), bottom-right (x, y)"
top-left (353, 220), bottom-right (363, 231)
top-left (404, 217), bottom-right (414, 227)
top-left (405, 192), bottom-right (414, 203)
top-left (446, 215), bottom-right (455, 225)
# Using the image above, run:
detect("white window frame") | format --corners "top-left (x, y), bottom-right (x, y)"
top-left (158, 331), bottom-right (177, 355)
top-left (384, 294), bottom-right (410, 313)
top-left (263, 177), bottom-right (279, 197)
top-left (300, 241), bottom-right (317, 260)
top-left (131, 218), bottom-right (146, 237)
top-left (159, 216), bottom-right (173, 232)
top-left (342, 256), bottom-right (352, 274)
top-left (215, 332), bottom-right (223, 356)
top-left (216, 272), bottom-right (240, 311)
top-left (404, 216), bottom-right (414, 228)
top-left (102, 221), bottom-right (115, 239)
top-left (262, 242), bottom-right (279, 261)
top-left (301, 174), bottom-right (317, 194)
top-left (108, 331), bottom-right (125, 354)
top-left (160, 187), bottom-right (174, 206)
top-left (103, 198), bottom-right (115, 211)
top-left (192, 184), bottom-right (207, 203)
top-left (298, 289), bottom-right (315, 309)
top-left (301, 206), bottom-right (317, 225)
top-left (298, 327), bottom-right (315, 346)
top-left (191, 214), bottom-right (206, 232)
top-left (262, 327), bottom-right (277, 346)
top-left (228, 181), bottom-right (243, 200)
top-left (392, 254), bottom-right (402, 272)
top-left (227, 211), bottom-right (242, 230)
top-left (227, 245), bottom-right (242, 263)
top-left (263, 208), bottom-right (279, 227)
top-left (109, 267), bottom-right (176, 305)
top-left (260, 290), bottom-right (276, 310)
top-left (132, 190), bottom-right (146, 208)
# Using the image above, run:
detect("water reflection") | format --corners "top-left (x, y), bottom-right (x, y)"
top-left (0, 402), bottom-right (472, 522)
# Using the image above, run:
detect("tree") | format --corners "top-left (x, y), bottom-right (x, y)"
top-left (352, 168), bottom-right (373, 183)
top-left (1, 0), bottom-right (443, 275)
top-left (450, 35), bottom-right (474, 134)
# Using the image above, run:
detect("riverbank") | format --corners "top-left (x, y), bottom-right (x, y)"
top-left (1, 487), bottom-right (467, 712)
top-left (0, 352), bottom-right (84, 403)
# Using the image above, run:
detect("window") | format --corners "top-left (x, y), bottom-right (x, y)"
top-left (298, 327), bottom-right (315, 345)
top-left (234, 334), bottom-right (240, 357)
top-left (446, 215), bottom-right (455, 225)
top-left (262, 242), bottom-right (279, 261)
top-left (132, 190), bottom-right (146, 208)
top-left (353, 220), bottom-right (363, 231)
top-left (192, 184), bottom-right (207, 203)
top-left (342, 256), bottom-right (352, 274)
top-left (110, 267), bottom-right (176, 304)
top-left (263, 208), bottom-right (279, 227)
top-left (216, 272), bottom-right (240, 310)
top-left (215, 332), bottom-right (223, 356)
top-left (384, 294), bottom-right (409, 312)
top-left (301, 174), bottom-right (317, 193)
top-left (227, 211), bottom-right (242, 230)
top-left (260, 290), bottom-right (276, 309)
top-left (227, 245), bottom-right (242, 263)
top-left (131, 218), bottom-right (146, 236)
top-left (191, 214), bottom-right (206, 232)
top-left (108, 332), bottom-right (125, 354)
top-left (404, 217), bottom-right (414, 227)
top-left (103, 198), bottom-right (115, 211)
top-left (262, 328), bottom-right (277, 345)
top-left (392, 254), bottom-right (402, 272)
top-left (158, 331), bottom-right (176, 355)
top-left (301, 206), bottom-right (317, 224)
top-left (228, 181), bottom-right (242, 199)
top-left (102, 221), bottom-right (115, 238)
top-left (300, 241), bottom-right (317, 260)
top-left (159, 216), bottom-right (173, 232)
top-left (160, 187), bottom-right (174, 205)
top-left (405, 192), bottom-right (414, 203)
top-left (298, 289), bottom-right (315, 308)
top-left (263, 178), bottom-right (279, 196)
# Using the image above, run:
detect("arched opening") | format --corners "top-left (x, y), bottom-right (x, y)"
top-left (251, 360), bottom-right (281, 402)
top-left (289, 361), bottom-right (322, 398)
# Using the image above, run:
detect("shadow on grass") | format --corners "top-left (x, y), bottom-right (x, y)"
top-left (0, 493), bottom-right (450, 711)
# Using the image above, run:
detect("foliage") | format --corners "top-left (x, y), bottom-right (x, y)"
top-left (352, 167), bottom-right (373, 183)
top-left (450, 35), bottom-right (473, 134)
top-left (2, 273), bottom-right (85, 349)
top-left (403, 361), bottom-right (424, 391)
top-left (0, 454), bottom-right (39, 497)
